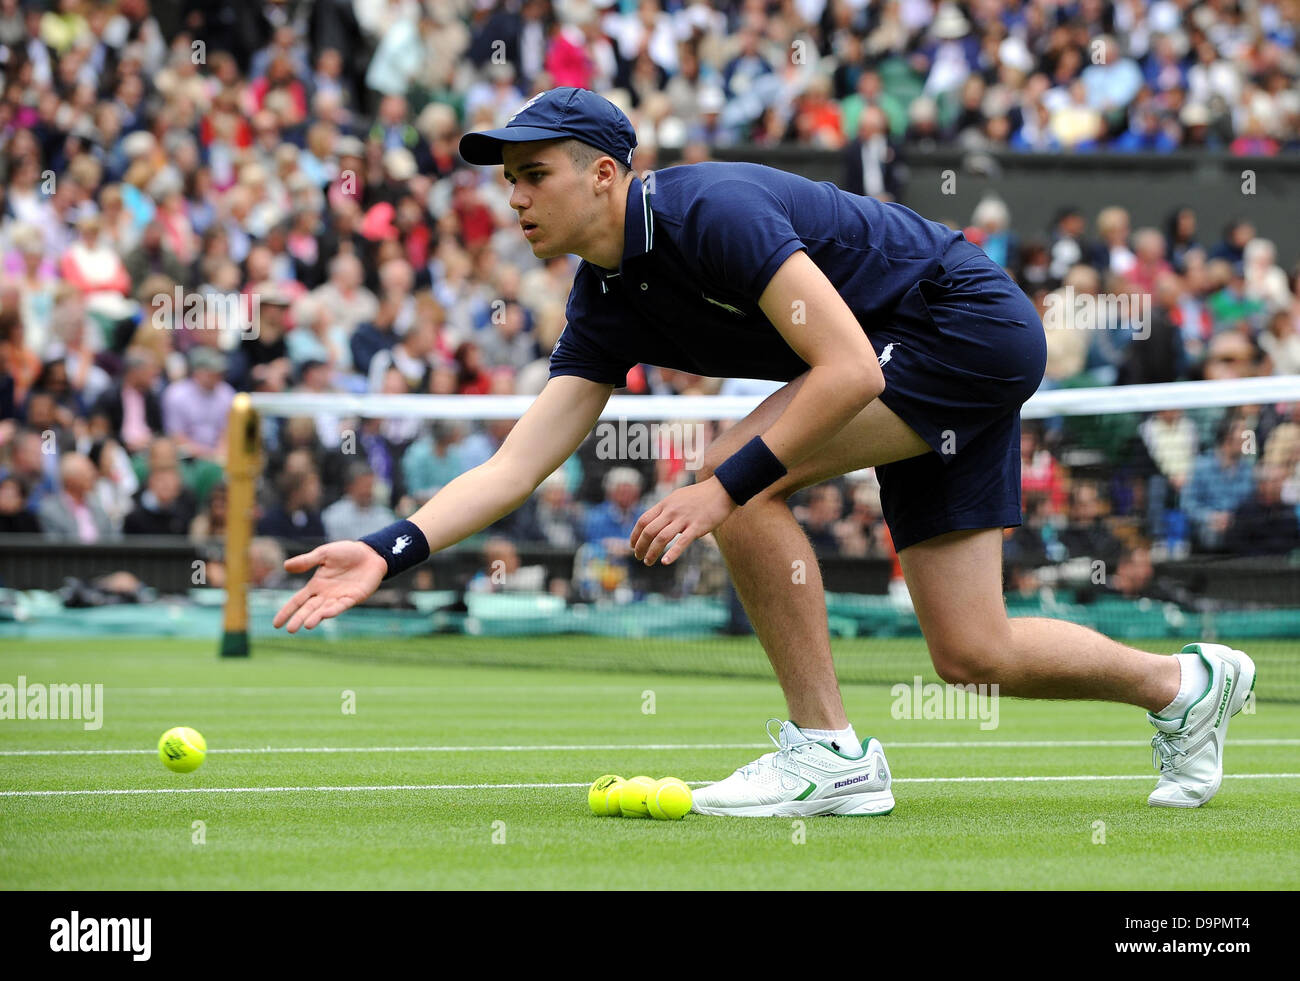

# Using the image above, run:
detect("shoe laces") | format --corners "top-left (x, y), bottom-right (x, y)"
top-left (738, 719), bottom-right (821, 791)
top-left (1151, 728), bottom-right (1188, 771)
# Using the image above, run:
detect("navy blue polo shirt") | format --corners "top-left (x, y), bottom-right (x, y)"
top-left (545, 159), bottom-right (1049, 551)
top-left (549, 160), bottom-right (965, 387)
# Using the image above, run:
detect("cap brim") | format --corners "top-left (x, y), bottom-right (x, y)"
top-left (458, 126), bottom-right (575, 165)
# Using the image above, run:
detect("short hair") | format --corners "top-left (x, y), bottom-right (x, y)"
top-left (603, 467), bottom-right (642, 492)
top-left (562, 138), bottom-right (630, 177)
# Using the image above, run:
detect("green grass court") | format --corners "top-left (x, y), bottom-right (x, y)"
top-left (2, 637), bottom-right (1297, 890)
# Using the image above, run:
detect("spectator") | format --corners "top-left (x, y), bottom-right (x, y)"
top-left (513, 469), bottom-right (582, 549)
top-left (189, 482), bottom-right (228, 548)
top-left (402, 421), bottom-right (466, 502)
top-left (0, 475), bottom-right (41, 533)
top-left (1183, 418), bottom-right (1256, 551)
top-left (249, 536), bottom-right (288, 588)
top-left (454, 340), bottom-right (490, 395)
top-left (87, 437), bottom-right (139, 531)
top-left (58, 213), bottom-right (131, 298)
top-left (1224, 464), bottom-right (1300, 556)
top-left (0, 301), bottom-right (40, 406)
top-left (1020, 423), bottom-right (1067, 514)
top-left (321, 462), bottom-right (395, 541)
top-left (1059, 481), bottom-right (1122, 568)
top-left (1259, 310), bottom-right (1300, 375)
top-left (308, 253), bottom-right (378, 338)
top-left (38, 452), bottom-right (117, 542)
top-left (467, 537), bottom-right (546, 593)
top-left (843, 106), bottom-right (902, 200)
top-left (258, 468), bottom-right (326, 543)
top-left (583, 467), bottom-right (643, 555)
top-left (367, 313), bottom-right (436, 394)
top-left (122, 459), bottom-right (197, 536)
top-left (91, 347), bottom-right (164, 455)
top-left (0, 429), bottom-right (57, 514)
top-left (124, 220), bottom-right (188, 291)
top-left (161, 347), bottom-right (236, 461)
top-left (229, 290), bottom-right (293, 392)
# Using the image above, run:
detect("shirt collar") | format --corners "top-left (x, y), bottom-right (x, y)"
top-left (599, 175), bottom-right (654, 295)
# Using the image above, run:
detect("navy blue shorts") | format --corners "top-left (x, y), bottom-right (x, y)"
top-left (869, 239), bottom-right (1047, 551)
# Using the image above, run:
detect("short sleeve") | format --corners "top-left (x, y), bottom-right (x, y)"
top-left (548, 276), bottom-right (636, 387)
top-left (685, 180), bottom-right (807, 298)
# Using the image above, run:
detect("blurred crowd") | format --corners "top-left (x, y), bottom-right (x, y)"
top-left (1, 1), bottom-right (1299, 606)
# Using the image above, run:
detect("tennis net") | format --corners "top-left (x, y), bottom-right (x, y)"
top-left (231, 376), bottom-right (1300, 701)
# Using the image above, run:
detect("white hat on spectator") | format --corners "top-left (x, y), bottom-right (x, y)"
top-left (122, 131), bottom-right (157, 159)
top-left (698, 86), bottom-right (726, 114)
top-left (336, 135), bottom-right (366, 159)
top-left (417, 103), bottom-right (458, 142)
top-left (998, 35), bottom-right (1034, 73)
top-left (932, 3), bottom-right (971, 40)
top-left (603, 467), bottom-right (643, 492)
top-left (10, 224), bottom-right (43, 255)
top-left (86, 293), bottom-right (139, 323)
top-left (1180, 103), bottom-right (1211, 127)
top-left (559, 0), bottom-right (596, 25)
top-left (384, 147), bottom-right (418, 182)
top-left (147, 168), bottom-right (183, 201)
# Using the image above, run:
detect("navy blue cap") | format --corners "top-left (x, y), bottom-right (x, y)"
top-left (459, 87), bottom-right (637, 167)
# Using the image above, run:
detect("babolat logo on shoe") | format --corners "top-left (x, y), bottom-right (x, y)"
top-left (1215, 677), bottom-right (1233, 727)
top-left (833, 773), bottom-right (875, 790)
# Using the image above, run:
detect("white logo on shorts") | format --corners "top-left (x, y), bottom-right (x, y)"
top-left (878, 343), bottom-right (897, 366)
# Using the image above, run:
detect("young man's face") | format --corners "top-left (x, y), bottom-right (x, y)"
top-left (501, 140), bottom-right (599, 261)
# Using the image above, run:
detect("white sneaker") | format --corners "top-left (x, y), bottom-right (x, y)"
top-left (691, 719), bottom-right (895, 817)
top-left (1147, 643), bottom-right (1256, 808)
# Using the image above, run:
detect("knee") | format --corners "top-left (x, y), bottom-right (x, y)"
top-left (928, 638), bottom-right (1004, 688)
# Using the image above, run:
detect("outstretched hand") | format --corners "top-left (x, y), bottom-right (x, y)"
top-left (272, 541), bottom-right (388, 633)
top-left (630, 477), bottom-right (736, 566)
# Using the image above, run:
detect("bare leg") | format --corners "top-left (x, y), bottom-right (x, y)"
top-left (715, 499), bottom-right (847, 728)
top-left (700, 376), bottom-right (931, 728)
top-left (899, 529), bottom-right (1181, 711)
top-left (700, 374), bottom-right (1181, 719)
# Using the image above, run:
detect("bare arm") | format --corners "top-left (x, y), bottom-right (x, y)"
top-left (753, 250), bottom-right (884, 469)
top-left (273, 374), bottom-right (612, 631)
top-left (630, 251), bottom-right (883, 566)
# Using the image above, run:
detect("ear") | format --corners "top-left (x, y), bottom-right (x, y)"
top-left (593, 156), bottom-right (621, 191)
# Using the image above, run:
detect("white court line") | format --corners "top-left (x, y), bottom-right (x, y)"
top-left (2, 738), bottom-right (1297, 757)
top-left (108, 686), bottom-right (656, 695)
top-left (3, 773), bottom-right (1299, 798)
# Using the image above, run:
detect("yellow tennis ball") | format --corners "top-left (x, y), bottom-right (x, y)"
top-left (588, 774), bottom-right (625, 816)
top-left (619, 775), bottom-right (656, 818)
top-left (648, 778), bottom-right (692, 820)
top-left (158, 726), bottom-right (206, 773)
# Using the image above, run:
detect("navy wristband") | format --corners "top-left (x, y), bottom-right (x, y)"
top-left (359, 519), bottom-right (430, 580)
top-left (713, 436), bottom-right (787, 506)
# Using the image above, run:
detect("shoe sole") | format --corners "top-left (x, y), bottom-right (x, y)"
top-left (693, 789), bottom-right (895, 818)
top-left (1148, 645), bottom-right (1255, 808)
